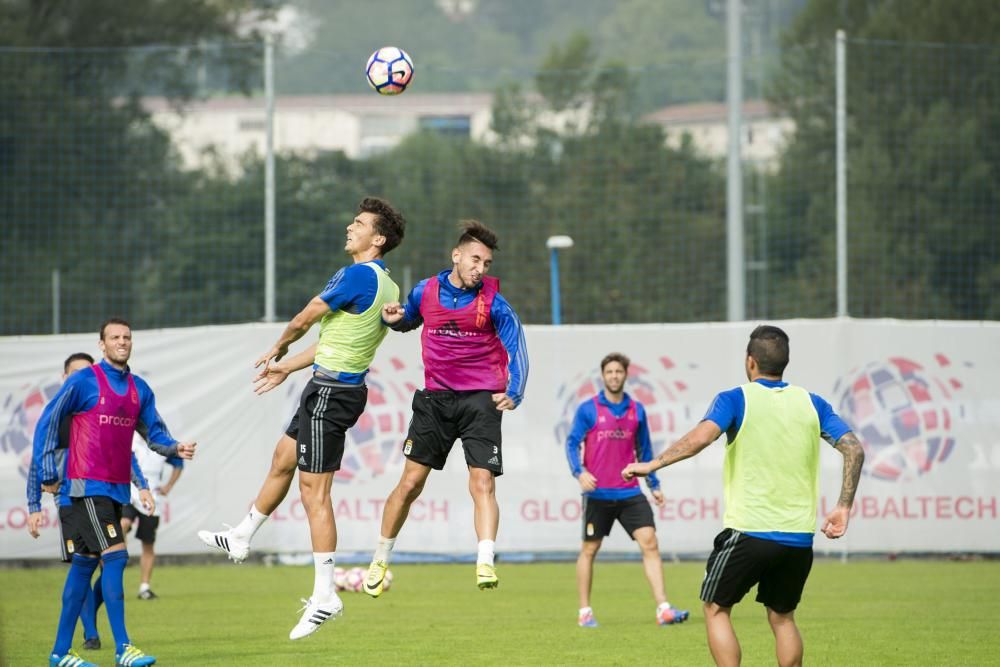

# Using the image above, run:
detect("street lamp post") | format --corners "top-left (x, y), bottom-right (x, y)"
top-left (546, 235), bottom-right (574, 325)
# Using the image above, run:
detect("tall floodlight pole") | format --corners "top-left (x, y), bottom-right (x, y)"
top-left (726, 0), bottom-right (745, 321)
top-left (264, 33), bottom-right (276, 322)
top-left (836, 29), bottom-right (848, 317)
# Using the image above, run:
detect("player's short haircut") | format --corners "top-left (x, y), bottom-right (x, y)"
top-left (63, 352), bottom-right (95, 373)
top-left (600, 352), bottom-right (630, 372)
top-left (456, 220), bottom-right (499, 251)
top-left (747, 325), bottom-right (790, 376)
top-left (359, 197), bottom-right (406, 255)
top-left (99, 317), bottom-right (131, 340)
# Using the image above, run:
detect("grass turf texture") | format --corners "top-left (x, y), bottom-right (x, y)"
top-left (1, 560), bottom-right (997, 666)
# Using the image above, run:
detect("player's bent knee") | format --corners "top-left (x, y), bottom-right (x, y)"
top-left (272, 436), bottom-right (299, 474)
top-left (396, 475), bottom-right (427, 500)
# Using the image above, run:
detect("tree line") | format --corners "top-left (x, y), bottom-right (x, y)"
top-left (1, 0), bottom-right (997, 335)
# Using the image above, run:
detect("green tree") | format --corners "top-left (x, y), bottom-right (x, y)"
top-left (767, 0), bottom-right (1000, 319)
top-left (0, 0), bottom-right (275, 334)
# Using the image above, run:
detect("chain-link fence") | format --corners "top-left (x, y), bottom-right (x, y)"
top-left (2, 36), bottom-right (997, 335)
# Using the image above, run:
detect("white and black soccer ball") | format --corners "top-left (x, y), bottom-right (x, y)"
top-left (366, 46), bottom-right (414, 95)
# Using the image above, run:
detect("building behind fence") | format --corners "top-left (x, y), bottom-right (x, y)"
top-left (2, 36), bottom-right (998, 335)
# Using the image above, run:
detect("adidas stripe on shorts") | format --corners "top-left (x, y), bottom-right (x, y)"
top-left (285, 376), bottom-right (367, 474)
top-left (700, 527), bottom-right (814, 614)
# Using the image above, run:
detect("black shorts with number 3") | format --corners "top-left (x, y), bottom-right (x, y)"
top-left (402, 389), bottom-right (503, 475)
top-left (700, 528), bottom-right (814, 614)
top-left (285, 376), bottom-right (368, 473)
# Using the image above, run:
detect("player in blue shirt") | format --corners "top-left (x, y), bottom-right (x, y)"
top-left (623, 325), bottom-right (865, 667)
top-left (198, 197), bottom-right (406, 640)
top-left (31, 319), bottom-right (196, 667)
top-left (564, 352), bottom-right (687, 628)
top-left (27, 353), bottom-right (103, 652)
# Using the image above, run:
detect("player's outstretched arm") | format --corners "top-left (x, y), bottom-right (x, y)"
top-left (822, 432), bottom-right (864, 539)
top-left (623, 420), bottom-right (721, 480)
top-left (258, 297), bottom-right (330, 367)
top-left (254, 342), bottom-right (318, 395)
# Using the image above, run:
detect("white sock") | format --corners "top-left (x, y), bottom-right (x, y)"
top-left (374, 536), bottom-right (396, 563)
top-left (139, 582), bottom-right (150, 593)
top-left (312, 552), bottom-right (337, 602)
top-left (477, 539), bottom-right (495, 566)
top-left (658, 601), bottom-right (672, 611)
top-left (579, 606), bottom-right (593, 616)
top-left (232, 504), bottom-right (269, 541)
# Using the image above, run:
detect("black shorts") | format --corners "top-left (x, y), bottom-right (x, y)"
top-left (402, 389), bottom-right (503, 475)
top-left (700, 528), bottom-right (814, 614)
top-left (582, 494), bottom-right (655, 541)
top-left (122, 504), bottom-right (160, 544)
top-left (57, 506), bottom-right (73, 563)
top-left (285, 376), bottom-right (368, 473)
top-left (60, 496), bottom-right (125, 557)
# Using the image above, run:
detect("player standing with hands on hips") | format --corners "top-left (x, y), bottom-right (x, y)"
top-left (565, 353), bottom-right (689, 628)
top-left (623, 325), bottom-right (864, 667)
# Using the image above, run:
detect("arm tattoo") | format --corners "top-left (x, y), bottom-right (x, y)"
top-left (834, 432), bottom-right (865, 507)
top-left (656, 434), bottom-right (701, 468)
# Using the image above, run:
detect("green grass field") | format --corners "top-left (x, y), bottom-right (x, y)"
top-left (2, 559), bottom-right (998, 666)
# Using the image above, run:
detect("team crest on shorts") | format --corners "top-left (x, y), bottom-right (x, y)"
top-left (106, 524), bottom-right (118, 538)
top-left (66, 539), bottom-right (75, 554)
top-left (586, 523), bottom-right (595, 537)
top-left (403, 439), bottom-right (412, 455)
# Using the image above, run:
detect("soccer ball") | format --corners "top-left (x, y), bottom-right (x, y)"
top-left (333, 567), bottom-right (347, 592)
top-left (345, 567), bottom-right (366, 592)
top-left (366, 46), bottom-right (414, 95)
top-left (383, 568), bottom-right (394, 592)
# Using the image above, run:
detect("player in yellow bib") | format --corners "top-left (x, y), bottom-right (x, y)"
top-left (197, 197), bottom-right (406, 640)
top-left (624, 325), bottom-right (865, 667)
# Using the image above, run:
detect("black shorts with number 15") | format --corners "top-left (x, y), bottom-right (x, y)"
top-left (285, 376), bottom-right (368, 473)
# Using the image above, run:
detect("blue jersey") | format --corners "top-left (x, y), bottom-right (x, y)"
top-left (29, 360), bottom-right (179, 509)
top-left (389, 269), bottom-right (529, 406)
top-left (702, 378), bottom-right (852, 547)
top-left (314, 259), bottom-right (389, 384)
top-left (565, 391), bottom-right (661, 500)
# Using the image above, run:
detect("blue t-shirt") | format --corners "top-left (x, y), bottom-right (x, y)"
top-left (702, 378), bottom-right (852, 547)
top-left (313, 259), bottom-right (388, 384)
top-left (565, 391), bottom-right (661, 499)
top-left (389, 269), bottom-right (528, 406)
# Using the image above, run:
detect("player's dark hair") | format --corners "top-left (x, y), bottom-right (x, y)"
top-left (359, 197), bottom-right (406, 255)
top-left (99, 317), bottom-right (131, 340)
top-left (600, 352), bottom-right (630, 372)
top-left (63, 352), bottom-right (94, 373)
top-left (747, 325), bottom-right (790, 376)
top-left (456, 220), bottom-right (498, 251)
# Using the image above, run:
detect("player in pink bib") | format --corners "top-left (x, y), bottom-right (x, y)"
top-left (565, 353), bottom-right (689, 628)
top-left (364, 220), bottom-right (528, 594)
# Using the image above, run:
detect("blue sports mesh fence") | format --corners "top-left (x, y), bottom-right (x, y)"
top-left (1, 36), bottom-right (998, 335)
